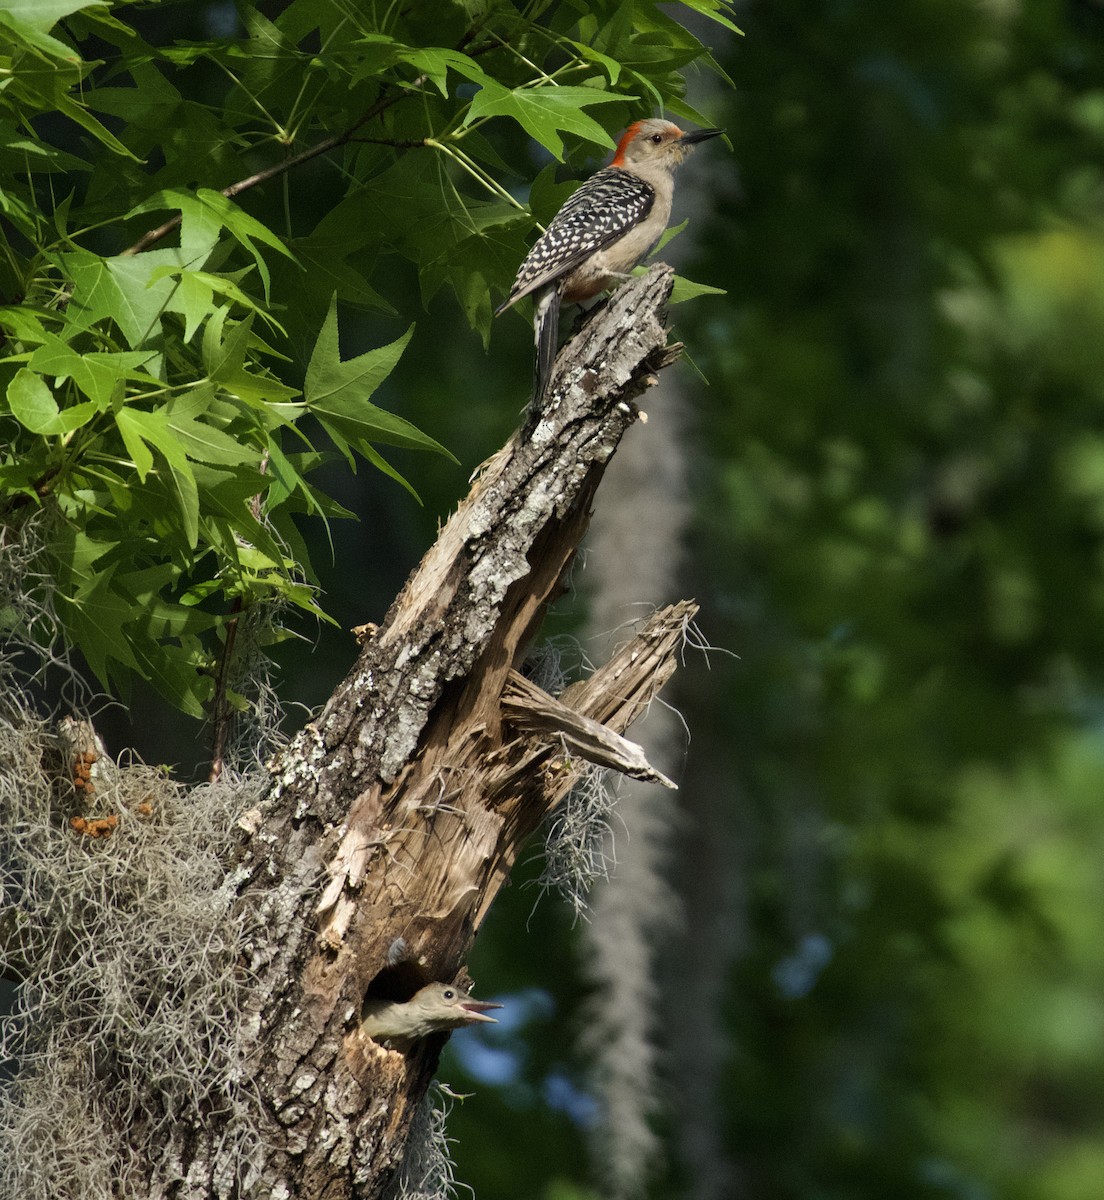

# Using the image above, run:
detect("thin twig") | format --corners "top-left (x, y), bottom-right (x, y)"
top-left (345, 137), bottom-right (429, 149)
top-left (208, 596), bottom-right (244, 783)
top-left (208, 455), bottom-right (273, 781)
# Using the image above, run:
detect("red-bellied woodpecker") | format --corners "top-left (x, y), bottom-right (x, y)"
top-left (359, 982), bottom-right (502, 1051)
top-left (495, 118), bottom-right (723, 402)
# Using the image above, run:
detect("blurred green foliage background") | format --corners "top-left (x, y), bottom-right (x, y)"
top-left (441, 4), bottom-right (1104, 1199)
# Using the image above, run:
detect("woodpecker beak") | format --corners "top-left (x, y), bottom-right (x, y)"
top-left (458, 998), bottom-right (503, 1024)
top-left (678, 127), bottom-right (724, 146)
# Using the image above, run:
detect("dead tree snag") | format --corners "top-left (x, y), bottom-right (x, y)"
top-left (18, 265), bottom-right (698, 1200)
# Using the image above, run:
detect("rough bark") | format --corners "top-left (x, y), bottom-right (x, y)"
top-left (130, 264), bottom-right (697, 1198)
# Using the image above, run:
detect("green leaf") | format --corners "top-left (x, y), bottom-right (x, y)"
top-left (305, 298), bottom-right (452, 462)
top-left (304, 299), bottom-right (410, 411)
top-left (30, 335), bottom-right (156, 409)
top-left (203, 308), bottom-right (253, 379)
top-left (669, 273), bottom-right (727, 304)
top-left (60, 247), bottom-right (208, 348)
top-left (653, 219), bottom-right (688, 255)
top-left (311, 155), bottom-right (522, 340)
top-left (114, 407), bottom-right (200, 546)
top-left (0, 306), bottom-right (54, 346)
top-left (0, 8), bottom-right (82, 60)
top-left (173, 269), bottom-right (215, 342)
top-left (570, 40), bottom-right (624, 86)
top-left (673, 0), bottom-right (744, 36)
top-left (52, 543), bottom-right (213, 714)
top-left (129, 189), bottom-right (294, 296)
top-left (394, 44), bottom-right (490, 96)
top-left (422, 220), bottom-right (529, 346)
top-left (113, 407), bottom-right (156, 477)
top-left (663, 94), bottom-right (732, 134)
top-left (194, 469), bottom-right (288, 578)
top-left (128, 637), bottom-right (209, 716)
top-left (6, 367), bottom-right (97, 434)
top-left (464, 83), bottom-right (629, 160)
top-left (49, 92), bottom-right (141, 161)
top-left (278, 230), bottom-right (398, 326)
top-left (51, 529), bottom-right (141, 685)
top-left (147, 265), bottom-right (271, 343)
top-left (165, 405), bottom-right (260, 468)
top-left (360, 441), bottom-right (421, 502)
top-left (346, 36), bottom-right (490, 96)
top-left (0, 0), bottom-right (102, 33)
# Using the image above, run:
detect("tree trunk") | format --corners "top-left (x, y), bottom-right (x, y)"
top-left (5, 266), bottom-right (697, 1199)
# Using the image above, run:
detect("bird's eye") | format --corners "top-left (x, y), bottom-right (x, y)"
top-left (651, 134), bottom-right (663, 144)
top-left (442, 989), bottom-right (455, 1000)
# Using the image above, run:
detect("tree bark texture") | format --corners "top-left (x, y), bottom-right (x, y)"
top-left (132, 265), bottom-right (696, 1198)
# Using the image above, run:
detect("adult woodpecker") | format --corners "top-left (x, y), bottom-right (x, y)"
top-left (359, 982), bottom-right (502, 1050)
top-left (495, 118), bottom-right (724, 402)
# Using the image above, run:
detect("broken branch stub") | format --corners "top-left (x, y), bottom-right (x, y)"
top-left (501, 660), bottom-right (679, 791)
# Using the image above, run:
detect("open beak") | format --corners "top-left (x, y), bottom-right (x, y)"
top-left (459, 998), bottom-right (503, 1024)
top-left (679, 127), bottom-right (725, 146)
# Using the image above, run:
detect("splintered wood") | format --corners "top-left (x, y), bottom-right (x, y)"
top-left (501, 668), bottom-right (678, 790)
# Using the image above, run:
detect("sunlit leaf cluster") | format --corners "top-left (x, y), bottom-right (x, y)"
top-left (0, 0), bottom-right (736, 714)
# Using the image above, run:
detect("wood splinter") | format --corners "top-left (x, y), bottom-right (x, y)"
top-left (502, 670), bottom-right (677, 789)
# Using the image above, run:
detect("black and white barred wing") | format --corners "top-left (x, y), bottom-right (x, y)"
top-left (496, 168), bottom-right (655, 311)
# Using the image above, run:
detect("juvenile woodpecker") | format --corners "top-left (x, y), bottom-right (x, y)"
top-left (360, 982), bottom-right (502, 1050)
top-left (495, 118), bottom-right (723, 402)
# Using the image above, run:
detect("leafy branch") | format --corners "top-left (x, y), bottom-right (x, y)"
top-left (0, 0), bottom-right (735, 739)
top-left (121, 78), bottom-right (436, 258)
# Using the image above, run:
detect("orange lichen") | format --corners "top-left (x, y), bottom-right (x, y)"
top-left (69, 814), bottom-right (118, 838)
top-left (71, 752), bottom-right (98, 796)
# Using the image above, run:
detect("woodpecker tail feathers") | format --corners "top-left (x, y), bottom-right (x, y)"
top-left (533, 285), bottom-right (561, 404)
